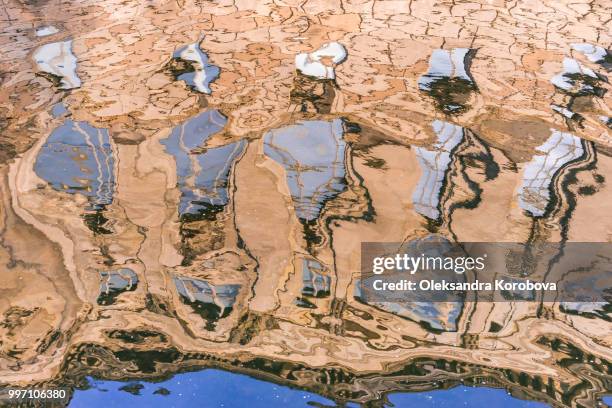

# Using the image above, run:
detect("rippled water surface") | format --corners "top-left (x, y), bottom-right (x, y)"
top-left (70, 370), bottom-right (549, 407)
top-left (0, 0), bottom-right (611, 406)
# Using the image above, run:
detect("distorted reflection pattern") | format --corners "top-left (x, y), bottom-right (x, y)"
top-left (33, 40), bottom-right (81, 89)
top-left (518, 130), bottom-right (584, 217)
top-left (97, 269), bottom-right (138, 306)
top-left (263, 119), bottom-right (347, 221)
top-left (301, 259), bottom-right (331, 298)
top-left (173, 276), bottom-right (240, 330)
top-left (161, 110), bottom-right (246, 219)
top-left (3, 2), bottom-right (612, 407)
top-left (412, 121), bottom-right (464, 220)
top-left (354, 280), bottom-right (461, 331)
top-left (34, 120), bottom-right (114, 210)
top-left (418, 48), bottom-right (476, 113)
top-left (295, 42), bottom-right (347, 80)
top-left (171, 39), bottom-right (220, 94)
top-left (550, 58), bottom-right (606, 97)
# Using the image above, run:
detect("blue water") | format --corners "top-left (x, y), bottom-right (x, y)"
top-left (387, 387), bottom-right (549, 407)
top-left (69, 368), bottom-right (551, 407)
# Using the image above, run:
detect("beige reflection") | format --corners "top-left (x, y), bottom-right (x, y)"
top-left (0, 0), bottom-right (611, 405)
top-left (0, 114), bottom-right (610, 407)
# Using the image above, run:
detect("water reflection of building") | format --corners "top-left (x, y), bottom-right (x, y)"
top-left (173, 276), bottom-right (240, 330)
top-left (97, 268), bottom-right (138, 306)
top-left (516, 129), bottom-right (597, 245)
top-left (295, 42), bottom-right (347, 80)
top-left (418, 48), bottom-right (477, 114)
top-left (5, 4), bottom-right (612, 405)
top-left (62, 331), bottom-right (610, 407)
top-left (33, 40), bottom-right (81, 90)
top-left (412, 121), bottom-right (464, 220)
top-left (290, 42), bottom-right (347, 114)
top-left (549, 51), bottom-right (609, 130)
top-left (411, 120), bottom-right (501, 239)
top-left (7, 112), bottom-right (612, 408)
top-left (301, 259), bottom-right (331, 298)
top-left (518, 130), bottom-right (585, 217)
top-left (354, 281), bottom-right (461, 332)
top-left (35, 120), bottom-right (115, 209)
top-left (168, 39), bottom-right (220, 95)
top-left (550, 58), bottom-right (605, 97)
top-left (263, 119), bottom-right (347, 223)
top-left (160, 111), bottom-right (249, 330)
top-left (571, 43), bottom-right (612, 70)
top-left (289, 73), bottom-right (337, 114)
top-left (34, 119), bottom-right (115, 233)
top-left (262, 119), bottom-right (348, 310)
top-left (161, 110), bottom-right (246, 221)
